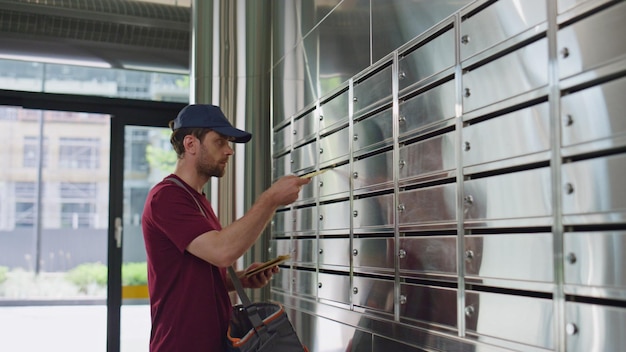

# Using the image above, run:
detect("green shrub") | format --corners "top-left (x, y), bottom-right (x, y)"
top-left (65, 262), bottom-right (148, 291)
top-left (66, 262), bottom-right (108, 292)
top-left (122, 262), bottom-right (147, 286)
top-left (0, 266), bottom-right (8, 284)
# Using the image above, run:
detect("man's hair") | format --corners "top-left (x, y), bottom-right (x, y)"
top-left (168, 120), bottom-right (212, 158)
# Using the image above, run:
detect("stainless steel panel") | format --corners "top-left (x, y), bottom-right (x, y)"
top-left (270, 266), bottom-right (291, 292)
top-left (272, 48), bottom-right (318, 125)
top-left (353, 107), bottom-right (393, 154)
top-left (462, 103), bottom-right (551, 169)
top-left (463, 38), bottom-right (549, 113)
top-left (292, 141), bottom-right (317, 173)
top-left (460, 0), bottom-right (547, 60)
top-left (293, 238), bottom-right (317, 265)
top-left (353, 193), bottom-right (395, 230)
top-left (398, 183), bottom-right (457, 226)
top-left (399, 79), bottom-right (456, 138)
top-left (273, 123), bottom-right (291, 155)
top-left (270, 239), bottom-right (293, 261)
top-left (294, 205), bottom-right (317, 234)
top-left (286, 310), bottom-right (364, 352)
top-left (465, 291), bottom-right (554, 349)
top-left (564, 231), bottom-right (626, 300)
top-left (318, 272), bottom-right (351, 304)
top-left (317, 0), bottom-right (371, 98)
top-left (319, 88), bottom-right (349, 133)
top-left (319, 127), bottom-right (350, 166)
top-left (398, 27), bottom-right (455, 91)
top-left (399, 131), bottom-right (456, 182)
top-left (557, 0), bottom-right (615, 17)
top-left (353, 63), bottom-right (393, 115)
top-left (400, 283), bottom-right (458, 328)
top-left (398, 236), bottom-right (457, 276)
top-left (318, 238), bottom-right (350, 267)
top-left (372, 0), bottom-right (472, 63)
top-left (293, 269), bottom-right (317, 297)
top-left (293, 108), bottom-right (317, 146)
top-left (296, 174), bottom-right (316, 203)
top-left (557, 2), bottom-right (626, 80)
top-left (565, 302), bottom-right (626, 352)
top-left (319, 200), bottom-right (351, 231)
top-left (353, 151), bottom-right (394, 192)
top-left (271, 209), bottom-right (292, 236)
top-left (272, 152), bottom-right (291, 180)
top-left (352, 276), bottom-right (394, 314)
top-left (562, 153), bottom-right (626, 223)
top-left (465, 233), bottom-right (554, 286)
top-left (318, 163), bottom-right (351, 199)
top-left (464, 168), bottom-right (552, 225)
top-left (561, 76), bottom-right (626, 150)
top-left (352, 237), bottom-right (395, 272)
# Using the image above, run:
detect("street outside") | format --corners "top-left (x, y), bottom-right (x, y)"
top-left (0, 305), bottom-right (150, 352)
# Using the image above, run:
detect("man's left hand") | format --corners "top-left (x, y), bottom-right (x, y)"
top-left (240, 262), bottom-right (279, 289)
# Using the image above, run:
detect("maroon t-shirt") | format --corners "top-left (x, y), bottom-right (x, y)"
top-left (142, 174), bottom-right (232, 351)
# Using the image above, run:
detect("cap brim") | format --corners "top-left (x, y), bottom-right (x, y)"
top-left (213, 126), bottom-right (252, 143)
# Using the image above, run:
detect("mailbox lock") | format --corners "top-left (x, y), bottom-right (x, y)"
top-left (565, 114), bottom-right (574, 126)
top-left (353, 172), bottom-right (359, 179)
top-left (353, 287), bottom-right (359, 294)
top-left (397, 203), bottom-right (405, 212)
top-left (352, 249), bottom-right (359, 256)
top-left (398, 71), bottom-right (406, 80)
top-left (319, 214), bottom-right (324, 221)
top-left (461, 35), bottom-right (470, 45)
top-left (319, 114), bottom-right (324, 121)
top-left (566, 323), bottom-right (578, 335)
top-left (319, 181), bottom-right (324, 187)
top-left (292, 129), bottom-right (297, 135)
top-left (398, 249), bottom-right (407, 259)
top-left (465, 250), bottom-right (474, 260)
top-left (319, 148), bottom-right (324, 154)
top-left (560, 47), bottom-right (570, 59)
top-left (400, 294), bottom-right (407, 305)
top-left (353, 134), bottom-right (358, 141)
top-left (464, 305), bottom-right (475, 318)
top-left (399, 115), bottom-right (406, 123)
top-left (566, 252), bottom-right (577, 264)
top-left (464, 195), bottom-right (474, 205)
top-left (353, 210), bottom-right (358, 218)
top-left (353, 97), bottom-right (358, 103)
top-left (399, 160), bottom-right (406, 169)
top-left (464, 141), bottom-right (471, 152)
top-left (564, 183), bottom-right (574, 195)
top-left (319, 248), bottom-right (324, 254)
top-left (318, 282), bottom-right (323, 289)
top-left (464, 88), bottom-right (471, 97)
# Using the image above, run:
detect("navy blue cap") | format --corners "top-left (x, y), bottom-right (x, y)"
top-left (173, 104), bottom-right (252, 143)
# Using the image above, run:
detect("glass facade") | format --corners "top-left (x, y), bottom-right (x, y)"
top-left (0, 58), bottom-right (189, 102)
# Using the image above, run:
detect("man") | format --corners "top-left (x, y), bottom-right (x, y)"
top-left (142, 104), bottom-right (310, 351)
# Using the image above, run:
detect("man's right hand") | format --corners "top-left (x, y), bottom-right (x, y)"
top-left (266, 175), bottom-right (311, 206)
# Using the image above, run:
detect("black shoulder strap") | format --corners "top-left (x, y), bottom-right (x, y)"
top-left (165, 177), bottom-right (206, 218)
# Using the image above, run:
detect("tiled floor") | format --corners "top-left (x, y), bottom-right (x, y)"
top-left (0, 305), bottom-right (150, 352)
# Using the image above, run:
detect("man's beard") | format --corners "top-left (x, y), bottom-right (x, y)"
top-left (198, 162), bottom-right (224, 178)
top-left (197, 146), bottom-right (225, 178)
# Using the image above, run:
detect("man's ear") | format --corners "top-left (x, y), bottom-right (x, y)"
top-left (183, 134), bottom-right (197, 154)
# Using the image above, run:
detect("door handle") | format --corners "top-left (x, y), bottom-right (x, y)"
top-left (114, 217), bottom-right (123, 248)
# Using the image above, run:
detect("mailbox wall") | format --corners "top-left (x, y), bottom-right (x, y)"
top-left (270, 0), bottom-right (626, 351)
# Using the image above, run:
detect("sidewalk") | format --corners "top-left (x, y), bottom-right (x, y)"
top-left (0, 305), bottom-right (150, 352)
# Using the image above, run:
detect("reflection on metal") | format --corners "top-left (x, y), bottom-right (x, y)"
top-left (269, 0), bottom-right (626, 350)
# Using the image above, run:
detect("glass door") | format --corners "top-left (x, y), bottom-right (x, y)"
top-left (0, 106), bottom-right (111, 351)
top-left (108, 117), bottom-right (174, 352)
